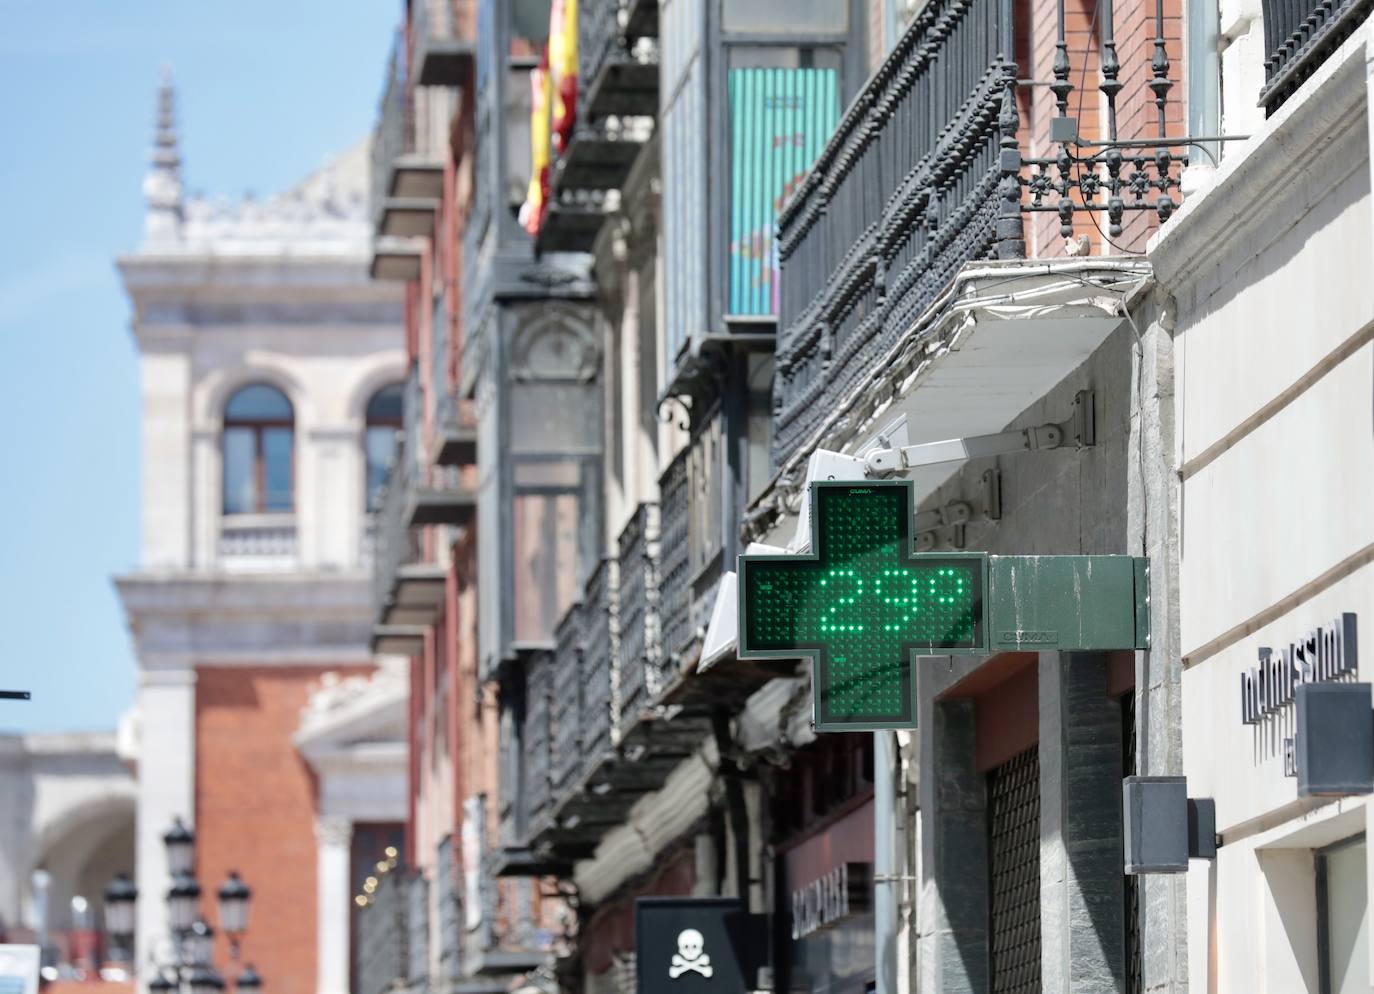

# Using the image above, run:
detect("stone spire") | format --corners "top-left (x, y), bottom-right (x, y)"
top-left (142, 66), bottom-right (184, 245)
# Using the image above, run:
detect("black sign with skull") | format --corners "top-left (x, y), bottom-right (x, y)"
top-left (635, 897), bottom-right (768, 994)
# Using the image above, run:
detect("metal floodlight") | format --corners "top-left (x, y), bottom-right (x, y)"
top-left (217, 871), bottom-right (252, 936)
top-left (102, 872), bottom-right (138, 942)
top-left (163, 818), bottom-right (196, 874)
top-left (167, 870), bottom-right (203, 933)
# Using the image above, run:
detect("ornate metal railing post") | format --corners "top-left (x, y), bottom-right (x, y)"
top-left (996, 68), bottom-right (1026, 260)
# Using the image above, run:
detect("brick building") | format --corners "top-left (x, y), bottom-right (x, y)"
top-left (116, 76), bottom-right (409, 994)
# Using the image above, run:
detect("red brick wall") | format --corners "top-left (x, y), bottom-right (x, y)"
top-left (1024, 0), bottom-right (1185, 257)
top-left (195, 665), bottom-right (368, 994)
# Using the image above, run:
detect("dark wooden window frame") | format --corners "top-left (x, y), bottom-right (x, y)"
top-left (223, 384), bottom-right (295, 515)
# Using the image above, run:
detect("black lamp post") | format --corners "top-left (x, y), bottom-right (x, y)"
top-left (104, 818), bottom-right (259, 993)
top-left (103, 872), bottom-right (138, 960)
top-left (166, 871), bottom-right (203, 936)
top-left (216, 872), bottom-right (251, 956)
top-left (163, 819), bottom-right (196, 875)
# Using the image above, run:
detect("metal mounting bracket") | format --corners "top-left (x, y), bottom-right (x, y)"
top-left (863, 390), bottom-right (1096, 478)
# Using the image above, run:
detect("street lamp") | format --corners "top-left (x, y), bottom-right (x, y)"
top-left (216, 872), bottom-right (251, 946)
top-left (163, 819), bottom-right (196, 875)
top-left (167, 871), bottom-right (203, 934)
top-left (105, 818), bottom-right (260, 994)
top-left (186, 918), bottom-right (216, 967)
top-left (103, 872), bottom-right (138, 955)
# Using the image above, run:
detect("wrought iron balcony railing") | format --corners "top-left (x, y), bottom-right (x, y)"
top-left (774, 0), bottom-right (1189, 465)
top-left (469, 845), bottom-right (546, 975)
top-left (774, 1), bottom-right (1013, 463)
top-left (657, 448), bottom-right (693, 676)
top-left (580, 559), bottom-right (619, 777)
top-left (548, 601), bottom-right (584, 801)
top-left (406, 871), bottom-right (429, 986)
top-left (537, 0), bottom-right (657, 253)
top-left (372, 373), bottom-right (474, 649)
top-left (580, 0), bottom-right (659, 119)
top-left (371, 440), bottom-right (439, 639)
top-left (413, 0), bottom-right (476, 87)
top-left (523, 650), bottom-right (553, 832)
top-left (615, 503), bottom-right (660, 732)
top-left (433, 388), bottom-right (477, 466)
top-left (372, 34), bottom-right (443, 239)
top-left (1259, 0), bottom-right (1372, 112)
top-left (357, 868), bottom-right (423, 994)
top-left (436, 836), bottom-right (464, 991)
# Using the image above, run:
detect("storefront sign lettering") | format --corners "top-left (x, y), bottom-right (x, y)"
top-left (790, 862), bottom-right (871, 939)
top-left (1240, 613), bottom-right (1358, 724)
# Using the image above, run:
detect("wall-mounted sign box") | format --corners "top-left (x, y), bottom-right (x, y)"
top-left (635, 897), bottom-right (768, 994)
top-left (738, 482), bottom-right (1150, 731)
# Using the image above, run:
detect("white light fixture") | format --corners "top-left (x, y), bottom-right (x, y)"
top-left (217, 871), bottom-right (252, 937)
top-left (163, 818), bottom-right (196, 875)
top-left (167, 870), bottom-right (203, 933)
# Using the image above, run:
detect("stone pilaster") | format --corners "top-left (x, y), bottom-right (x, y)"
top-left (314, 816), bottom-right (353, 994)
top-left (1039, 651), bottom-right (1125, 994)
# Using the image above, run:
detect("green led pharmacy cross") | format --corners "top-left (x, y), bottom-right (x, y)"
top-left (737, 482), bottom-right (986, 731)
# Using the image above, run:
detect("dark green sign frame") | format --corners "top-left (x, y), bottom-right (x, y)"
top-left (737, 481), bottom-right (1150, 732)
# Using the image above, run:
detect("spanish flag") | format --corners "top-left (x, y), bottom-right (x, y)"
top-left (549, 0), bottom-right (578, 155)
top-left (519, 48), bottom-right (552, 236)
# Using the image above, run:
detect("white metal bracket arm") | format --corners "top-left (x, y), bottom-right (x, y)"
top-left (863, 389), bottom-right (1095, 478)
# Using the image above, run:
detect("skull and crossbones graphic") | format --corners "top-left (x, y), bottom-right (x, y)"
top-left (668, 928), bottom-right (713, 980)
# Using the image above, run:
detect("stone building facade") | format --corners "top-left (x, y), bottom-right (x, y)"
top-left (115, 77), bottom-right (408, 994)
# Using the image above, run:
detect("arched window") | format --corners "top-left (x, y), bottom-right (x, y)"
top-left (223, 384), bottom-right (294, 515)
top-left (364, 383), bottom-right (404, 511)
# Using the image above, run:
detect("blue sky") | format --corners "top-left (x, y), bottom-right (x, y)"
top-left (0, 3), bottom-right (398, 733)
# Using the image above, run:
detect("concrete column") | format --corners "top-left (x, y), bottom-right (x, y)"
top-left (917, 698), bottom-right (987, 994)
top-left (1125, 291), bottom-right (1187, 993)
top-left (315, 816), bottom-right (353, 994)
top-left (135, 667), bottom-right (196, 983)
top-left (1038, 651), bottom-right (1124, 994)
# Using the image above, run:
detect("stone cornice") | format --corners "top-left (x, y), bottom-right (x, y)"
top-left (116, 571), bottom-right (370, 614)
top-left (1149, 21), bottom-right (1370, 291)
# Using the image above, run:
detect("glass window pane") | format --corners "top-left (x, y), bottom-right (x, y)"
top-left (225, 384), bottom-right (292, 422)
top-left (512, 491), bottom-right (580, 643)
top-left (366, 426), bottom-right (398, 511)
top-left (505, 65), bottom-right (534, 207)
top-left (262, 427), bottom-right (294, 512)
top-left (722, 0), bottom-right (847, 34)
top-left (223, 428), bottom-right (256, 515)
top-left (366, 384), bottom-right (405, 424)
top-left (511, 0), bottom-right (551, 54)
top-left (1325, 839), bottom-right (1369, 994)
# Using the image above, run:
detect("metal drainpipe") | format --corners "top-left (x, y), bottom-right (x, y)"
top-left (874, 731), bottom-right (897, 994)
